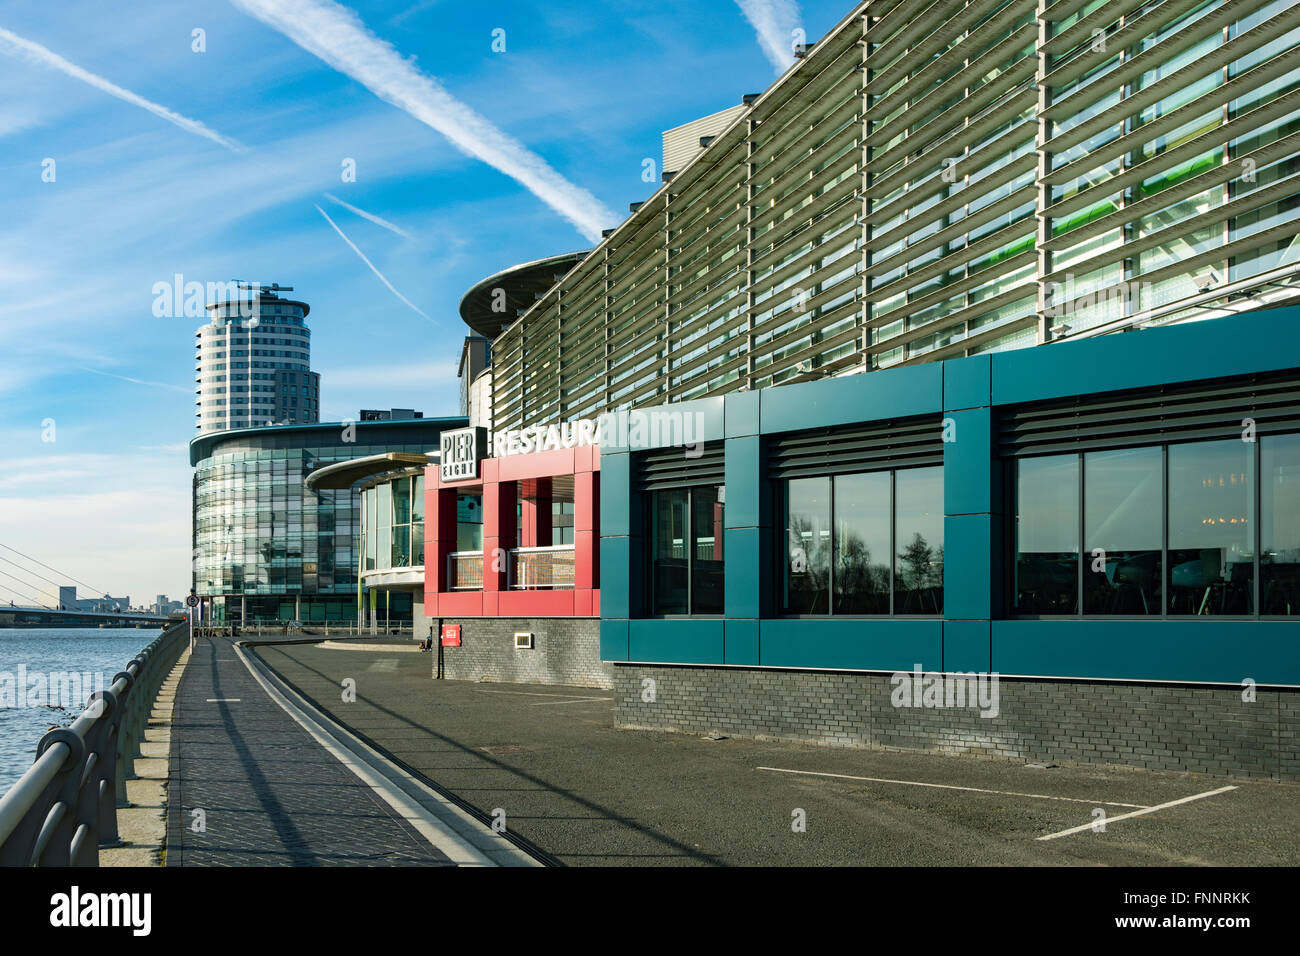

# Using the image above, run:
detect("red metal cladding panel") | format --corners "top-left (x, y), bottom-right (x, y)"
top-left (438, 591), bottom-right (484, 617)
top-left (498, 447), bottom-right (575, 482)
top-left (575, 529), bottom-right (596, 590)
top-left (575, 471), bottom-right (596, 533)
top-left (498, 589), bottom-right (575, 617)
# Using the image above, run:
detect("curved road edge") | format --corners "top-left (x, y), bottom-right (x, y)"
top-left (232, 639), bottom-right (543, 868)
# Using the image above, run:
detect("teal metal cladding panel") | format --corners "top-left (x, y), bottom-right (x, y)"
top-left (760, 619), bottom-right (943, 672)
top-left (759, 362), bottom-right (943, 434)
top-left (991, 306), bottom-right (1300, 407)
top-left (598, 452), bottom-right (632, 537)
top-left (724, 436), bottom-right (763, 529)
top-left (942, 514), bottom-right (993, 620)
top-left (942, 408), bottom-right (993, 517)
top-left (943, 354), bottom-right (991, 412)
top-left (629, 620), bottom-right (724, 664)
top-left (992, 620), bottom-right (1300, 686)
top-left (600, 620), bottom-right (629, 662)
top-left (724, 620), bottom-right (761, 666)
top-left (724, 527), bottom-right (762, 619)
top-left (943, 620), bottom-right (991, 673)
top-left (599, 535), bottom-right (635, 619)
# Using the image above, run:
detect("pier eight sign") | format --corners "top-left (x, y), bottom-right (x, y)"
top-left (440, 427), bottom-right (487, 481)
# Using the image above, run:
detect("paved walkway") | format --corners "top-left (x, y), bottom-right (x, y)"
top-left (165, 634), bottom-right (452, 866)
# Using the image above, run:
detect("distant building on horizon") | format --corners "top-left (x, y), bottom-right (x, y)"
top-left (196, 283), bottom-right (321, 434)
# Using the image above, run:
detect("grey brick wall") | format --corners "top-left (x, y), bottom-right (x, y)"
top-left (437, 618), bottom-right (612, 688)
top-left (613, 664), bottom-right (1300, 781)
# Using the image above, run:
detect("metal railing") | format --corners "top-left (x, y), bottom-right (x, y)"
top-left (0, 622), bottom-right (187, 866)
top-left (447, 550), bottom-right (485, 590)
top-left (509, 545), bottom-right (575, 590)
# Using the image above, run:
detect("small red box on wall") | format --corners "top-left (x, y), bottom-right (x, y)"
top-left (440, 624), bottom-right (461, 647)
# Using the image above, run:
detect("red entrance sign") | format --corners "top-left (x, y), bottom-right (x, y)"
top-left (440, 624), bottom-right (461, 647)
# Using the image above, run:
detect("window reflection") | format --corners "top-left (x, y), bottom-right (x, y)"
top-left (691, 486), bottom-right (726, 614)
top-left (1167, 440), bottom-right (1254, 615)
top-left (1084, 447), bottom-right (1162, 615)
top-left (1262, 434), bottom-right (1300, 615)
top-left (783, 478), bottom-right (830, 614)
top-left (835, 472), bottom-right (890, 614)
top-left (650, 488), bottom-right (690, 615)
top-left (894, 467), bottom-right (944, 615)
top-left (1015, 454), bottom-right (1080, 614)
top-left (779, 466), bottom-right (943, 616)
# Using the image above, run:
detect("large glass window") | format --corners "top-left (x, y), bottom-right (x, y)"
top-left (1014, 455), bottom-right (1080, 614)
top-left (782, 478), bottom-right (830, 613)
top-left (1084, 447), bottom-right (1162, 615)
top-left (835, 472), bottom-right (891, 614)
top-left (894, 468), bottom-right (944, 615)
top-left (1168, 440), bottom-right (1254, 615)
top-left (649, 485), bottom-right (725, 615)
top-left (780, 466), bottom-right (942, 616)
top-left (1012, 435), bottom-right (1299, 616)
top-left (1262, 434), bottom-right (1300, 614)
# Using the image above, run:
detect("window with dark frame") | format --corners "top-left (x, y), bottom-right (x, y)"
top-left (779, 465), bottom-right (944, 617)
top-left (1012, 433), bottom-right (1300, 618)
top-left (648, 484), bottom-right (725, 615)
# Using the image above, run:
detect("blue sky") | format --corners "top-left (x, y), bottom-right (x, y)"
top-left (0, 0), bottom-right (850, 602)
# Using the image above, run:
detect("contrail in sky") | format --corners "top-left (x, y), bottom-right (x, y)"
top-left (324, 192), bottom-right (413, 240)
top-left (232, 0), bottom-right (617, 242)
top-left (0, 26), bottom-right (243, 151)
top-left (315, 204), bottom-right (433, 322)
top-left (82, 368), bottom-right (189, 391)
top-left (736, 0), bottom-right (804, 74)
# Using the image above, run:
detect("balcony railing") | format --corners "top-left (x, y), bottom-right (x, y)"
top-left (447, 550), bottom-right (484, 590)
top-left (509, 545), bottom-right (575, 590)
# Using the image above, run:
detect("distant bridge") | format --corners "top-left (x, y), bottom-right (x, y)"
top-left (0, 606), bottom-right (180, 628)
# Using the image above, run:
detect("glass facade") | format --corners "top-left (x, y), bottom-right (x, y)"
top-left (781, 466), bottom-right (943, 616)
top-left (488, 0), bottom-right (1300, 433)
top-left (192, 421), bottom-right (453, 622)
top-left (359, 473), bottom-right (426, 572)
top-left (1014, 434), bottom-right (1300, 617)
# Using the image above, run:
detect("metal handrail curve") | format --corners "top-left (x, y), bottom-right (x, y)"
top-left (0, 621), bottom-right (188, 866)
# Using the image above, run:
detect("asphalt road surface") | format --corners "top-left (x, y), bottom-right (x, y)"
top-left (252, 640), bottom-right (1300, 867)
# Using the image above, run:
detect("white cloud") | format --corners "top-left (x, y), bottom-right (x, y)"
top-left (230, 0), bottom-right (617, 242)
top-left (0, 26), bottom-right (243, 151)
top-left (735, 0), bottom-right (803, 74)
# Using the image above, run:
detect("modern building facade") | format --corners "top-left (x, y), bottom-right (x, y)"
top-left (190, 415), bottom-right (464, 624)
top-left (196, 284), bottom-right (321, 434)
top-left (401, 0), bottom-right (1300, 778)
top-left (485, 0), bottom-right (1300, 434)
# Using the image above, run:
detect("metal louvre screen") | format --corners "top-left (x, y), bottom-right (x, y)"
top-left (767, 417), bottom-right (944, 479)
top-left (637, 443), bottom-right (726, 491)
top-left (999, 370), bottom-right (1300, 458)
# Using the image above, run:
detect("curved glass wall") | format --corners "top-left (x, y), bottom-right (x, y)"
top-left (360, 473), bottom-right (426, 573)
top-left (193, 437), bottom-right (436, 621)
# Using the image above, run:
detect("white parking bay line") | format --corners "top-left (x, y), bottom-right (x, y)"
top-left (756, 766), bottom-right (1150, 809)
top-left (473, 688), bottom-right (607, 701)
top-left (529, 697), bottom-right (613, 706)
top-left (1036, 786), bottom-right (1237, 841)
top-left (205, 698), bottom-right (241, 702)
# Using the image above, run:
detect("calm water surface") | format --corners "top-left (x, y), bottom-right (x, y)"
top-left (0, 627), bottom-right (159, 796)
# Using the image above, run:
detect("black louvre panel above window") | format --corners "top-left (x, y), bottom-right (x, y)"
top-left (1000, 370), bottom-right (1300, 458)
top-left (768, 416), bottom-right (944, 480)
